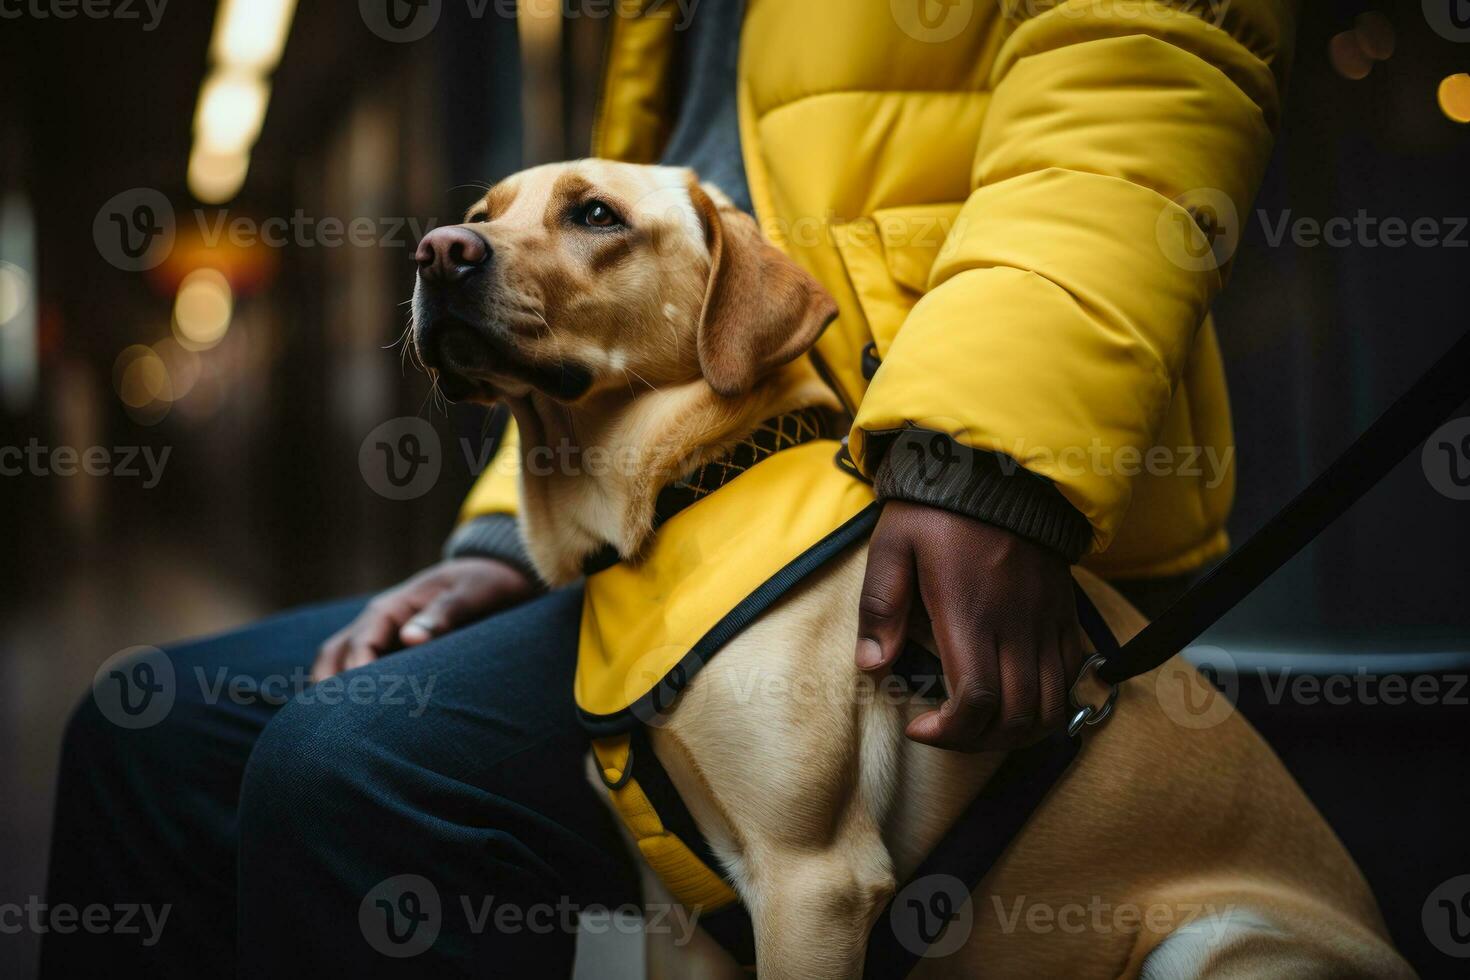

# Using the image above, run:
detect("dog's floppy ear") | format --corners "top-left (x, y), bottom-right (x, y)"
top-left (688, 181), bottom-right (838, 397)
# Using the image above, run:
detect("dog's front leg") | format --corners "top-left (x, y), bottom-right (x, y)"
top-left (745, 842), bottom-right (895, 980)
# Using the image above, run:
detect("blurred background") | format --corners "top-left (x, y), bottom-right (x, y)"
top-left (0, 0), bottom-right (1466, 975)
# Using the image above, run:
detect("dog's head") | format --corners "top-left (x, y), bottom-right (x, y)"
top-left (411, 160), bottom-right (837, 404)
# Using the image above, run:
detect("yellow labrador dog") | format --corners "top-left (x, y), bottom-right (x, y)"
top-left (410, 160), bottom-right (1412, 979)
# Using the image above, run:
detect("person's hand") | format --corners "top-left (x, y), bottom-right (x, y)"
top-left (855, 501), bottom-right (1085, 752)
top-left (311, 557), bottom-right (538, 682)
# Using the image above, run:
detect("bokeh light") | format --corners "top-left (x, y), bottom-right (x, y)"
top-left (210, 0), bottom-right (298, 73)
top-left (173, 267), bottom-right (234, 350)
top-left (1329, 31), bottom-right (1373, 81)
top-left (1329, 12), bottom-right (1395, 81)
top-left (188, 146), bottom-right (251, 205)
top-left (151, 336), bottom-right (202, 400)
top-left (1353, 12), bottom-right (1395, 62)
top-left (0, 261), bottom-right (30, 324)
top-left (113, 344), bottom-right (172, 409)
top-left (194, 70), bottom-right (270, 156)
top-left (1439, 74), bottom-right (1470, 125)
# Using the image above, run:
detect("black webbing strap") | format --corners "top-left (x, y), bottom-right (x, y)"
top-left (1099, 328), bottom-right (1470, 685)
top-left (862, 730), bottom-right (1082, 979)
top-left (623, 725), bottom-right (758, 966)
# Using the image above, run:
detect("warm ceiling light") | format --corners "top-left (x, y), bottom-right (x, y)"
top-left (1440, 73), bottom-right (1470, 124)
top-left (194, 70), bottom-right (270, 155)
top-left (188, 145), bottom-right (251, 203)
top-left (173, 267), bottom-right (234, 350)
top-left (210, 0), bottom-right (298, 73)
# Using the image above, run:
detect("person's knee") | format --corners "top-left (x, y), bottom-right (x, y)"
top-left (60, 646), bottom-right (205, 772)
top-left (239, 679), bottom-right (413, 834)
top-left (59, 687), bottom-right (120, 769)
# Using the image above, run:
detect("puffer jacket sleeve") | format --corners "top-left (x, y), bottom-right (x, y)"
top-left (851, 0), bottom-right (1295, 556)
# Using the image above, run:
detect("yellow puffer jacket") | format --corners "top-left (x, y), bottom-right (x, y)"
top-left (461, 0), bottom-right (1296, 579)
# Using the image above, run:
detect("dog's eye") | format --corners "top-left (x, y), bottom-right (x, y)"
top-left (578, 201), bottom-right (622, 229)
top-left (466, 211), bottom-right (489, 224)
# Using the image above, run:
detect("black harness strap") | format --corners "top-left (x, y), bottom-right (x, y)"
top-left (862, 730), bottom-right (1083, 979)
top-left (620, 726), bottom-right (758, 966)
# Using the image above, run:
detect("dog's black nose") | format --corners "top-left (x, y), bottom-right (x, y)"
top-left (416, 226), bottom-right (490, 283)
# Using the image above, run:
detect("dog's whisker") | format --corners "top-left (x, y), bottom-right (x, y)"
top-left (418, 379), bottom-right (439, 416)
top-left (624, 366), bottom-right (656, 391)
top-left (385, 320), bottom-right (414, 353)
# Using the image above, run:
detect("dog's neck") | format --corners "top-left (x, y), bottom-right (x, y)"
top-left (506, 362), bottom-right (840, 585)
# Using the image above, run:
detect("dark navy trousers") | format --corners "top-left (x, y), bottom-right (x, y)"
top-left (41, 586), bottom-right (639, 978)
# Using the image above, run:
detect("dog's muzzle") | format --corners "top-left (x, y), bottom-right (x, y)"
top-left (412, 226), bottom-right (495, 398)
top-left (411, 225), bottom-right (593, 401)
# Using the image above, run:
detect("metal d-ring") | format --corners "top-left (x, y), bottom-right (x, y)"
top-left (1067, 654), bottom-right (1120, 738)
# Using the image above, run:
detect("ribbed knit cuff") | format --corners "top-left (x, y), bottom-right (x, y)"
top-left (443, 514), bottom-right (540, 582)
top-left (873, 429), bottom-right (1092, 562)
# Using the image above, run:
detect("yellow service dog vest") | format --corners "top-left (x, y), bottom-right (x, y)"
top-left (575, 414), bottom-right (877, 916)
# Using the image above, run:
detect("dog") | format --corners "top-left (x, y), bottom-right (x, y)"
top-left (410, 159), bottom-right (1413, 979)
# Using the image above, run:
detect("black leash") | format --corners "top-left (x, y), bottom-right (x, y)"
top-left (1098, 327), bottom-right (1470, 686)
